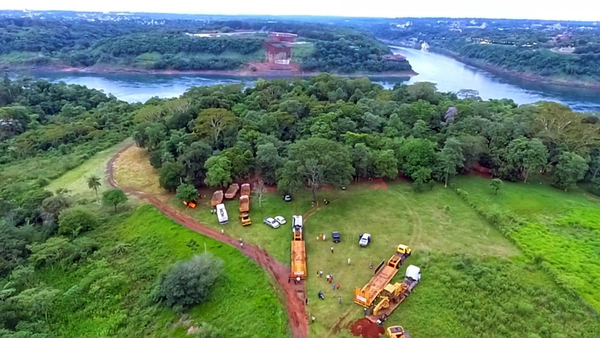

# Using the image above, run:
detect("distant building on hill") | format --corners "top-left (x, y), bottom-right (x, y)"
top-left (264, 32), bottom-right (297, 65)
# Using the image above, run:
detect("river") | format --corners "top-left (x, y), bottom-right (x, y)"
top-left (31, 47), bottom-right (600, 112)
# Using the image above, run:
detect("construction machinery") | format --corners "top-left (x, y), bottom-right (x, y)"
top-left (291, 215), bottom-right (306, 279)
top-left (238, 183), bottom-right (251, 226)
top-left (211, 190), bottom-right (224, 208)
top-left (182, 200), bottom-right (197, 208)
top-left (354, 244), bottom-right (412, 307)
top-left (240, 183), bottom-right (251, 197)
top-left (239, 195), bottom-right (251, 226)
top-left (368, 265), bottom-right (421, 324)
top-left (224, 183), bottom-right (239, 199)
top-left (386, 326), bottom-right (411, 338)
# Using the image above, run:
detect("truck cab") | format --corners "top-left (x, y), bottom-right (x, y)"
top-left (396, 244), bottom-right (412, 256)
top-left (386, 326), bottom-right (410, 338)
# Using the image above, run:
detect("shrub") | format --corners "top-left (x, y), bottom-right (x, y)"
top-left (58, 206), bottom-right (99, 237)
top-left (153, 253), bottom-right (224, 309)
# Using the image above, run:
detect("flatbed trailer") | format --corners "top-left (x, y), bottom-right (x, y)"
top-left (290, 215), bottom-right (306, 279)
top-left (367, 265), bottom-right (421, 324)
top-left (224, 183), bottom-right (239, 199)
top-left (354, 247), bottom-right (411, 307)
top-left (291, 237), bottom-right (306, 279)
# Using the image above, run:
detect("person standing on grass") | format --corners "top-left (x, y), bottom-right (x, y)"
top-left (331, 246), bottom-right (334, 253)
top-left (347, 258), bottom-right (351, 265)
top-left (332, 283), bottom-right (336, 290)
top-left (369, 261), bottom-right (373, 269)
top-left (319, 270), bottom-right (323, 277)
top-left (311, 316), bottom-right (316, 323)
top-left (337, 283), bottom-right (341, 290)
top-left (338, 296), bottom-right (342, 304)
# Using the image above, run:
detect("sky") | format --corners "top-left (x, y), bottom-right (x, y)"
top-left (2, 0), bottom-right (599, 22)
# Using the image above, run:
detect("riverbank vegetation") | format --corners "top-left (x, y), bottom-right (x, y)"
top-left (0, 17), bottom-right (409, 74)
top-left (373, 18), bottom-right (600, 84)
top-left (132, 75), bottom-right (600, 198)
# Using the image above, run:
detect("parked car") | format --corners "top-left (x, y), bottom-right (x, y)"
top-left (358, 233), bottom-right (371, 247)
top-left (274, 216), bottom-right (286, 225)
top-left (283, 194), bottom-right (292, 202)
top-left (332, 231), bottom-right (341, 243)
top-left (263, 217), bottom-right (280, 229)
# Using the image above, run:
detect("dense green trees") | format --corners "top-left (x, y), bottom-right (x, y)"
top-left (58, 206), bottom-right (99, 237)
top-left (130, 76), bottom-right (600, 199)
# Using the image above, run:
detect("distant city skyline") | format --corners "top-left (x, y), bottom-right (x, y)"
top-left (1, 0), bottom-right (599, 22)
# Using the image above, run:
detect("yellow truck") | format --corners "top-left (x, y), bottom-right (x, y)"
top-left (290, 215), bottom-right (306, 279)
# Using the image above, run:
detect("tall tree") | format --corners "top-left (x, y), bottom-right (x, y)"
top-left (506, 137), bottom-right (548, 183)
top-left (552, 152), bottom-right (589, 191)
top-left (437, 138), bottom-right (465, 188)
top-left (176, 183), bottom-right (198, 204)
top-left (277, 138), bottom-right (354, 202)
top-left (86, 176), bottom-right (102, 203)
top-left (194, 108), bottom-right (238, 146)
top-left (372, 149), bottom-right (398, 179)
top-left (204, 156), bottom-right (233, 188)
top-left (102, 189), bottom-right (128, 212)
top-left (255, 143), bottom-right (283, 184)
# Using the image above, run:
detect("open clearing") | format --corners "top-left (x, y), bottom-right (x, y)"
top-left (46, 139), bottom-right (132, 200)
top-left (37, 205), bottom-right (289, 337)
top-left (111, 147), bottom-right (600, 337)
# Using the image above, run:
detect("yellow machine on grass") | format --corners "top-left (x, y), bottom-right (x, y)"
top-left (354, 244), bottom-right (412, 307)
top-left (368, 265), bottom-right (421, 324)
top-left (386, 326), bottom-right (410, 338)
top-left (238, 183), bottom-right (251, 226)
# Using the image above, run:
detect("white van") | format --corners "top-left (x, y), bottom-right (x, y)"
top-left (216, 203), bottom-right (229, 224)
top-left (292, 215), bottom-right (303, 231)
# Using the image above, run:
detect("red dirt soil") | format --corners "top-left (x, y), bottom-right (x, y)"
top-left (349, 318), bottom-right (385, 338)
top-left (106, 143), bottom-right (308, 338)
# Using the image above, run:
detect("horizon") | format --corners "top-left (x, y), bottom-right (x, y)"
top-left (1, 0), bottom-right (599, 22)
top-left (2, 9), bottom-right (600, 23)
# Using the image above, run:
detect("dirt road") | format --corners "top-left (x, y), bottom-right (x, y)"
top-left (106, 143), bottom-right (308, 338)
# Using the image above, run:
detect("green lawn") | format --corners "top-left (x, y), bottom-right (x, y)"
top-left (455, 176), bottom-right (600, 311)
top-left (38, 205), bottom-right (289, 338)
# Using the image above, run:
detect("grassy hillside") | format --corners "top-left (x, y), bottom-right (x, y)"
top-left (37, 205), bottom-right (289, 337)
top-left (455, 176), bottom-right (600, 311)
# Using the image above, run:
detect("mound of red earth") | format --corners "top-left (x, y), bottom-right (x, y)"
top-left (349, 318), bottom-right (385, 338)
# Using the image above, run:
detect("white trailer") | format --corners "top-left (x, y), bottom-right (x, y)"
top-left (216, 203), bottom-right (229, 224)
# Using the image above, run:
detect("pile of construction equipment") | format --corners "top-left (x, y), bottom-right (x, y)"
top-left (354, 244), bottom-right (421, 337)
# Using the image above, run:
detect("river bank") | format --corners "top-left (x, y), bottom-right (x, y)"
top-left (2, 62), bottom-right (417, 79)
top-left (429, 47), bottom-right (600, 90)
top-left (383, 39), bottom-right (600, 90)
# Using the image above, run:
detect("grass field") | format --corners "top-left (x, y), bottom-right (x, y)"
top-left (454, 176), bottom-right (600, 311)
top-left (108, 150), bottom-right (600, 337)
top-left (46, 139), bottom-right (131, 200)
top-left (37, 205), bottom-right (289, 337)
